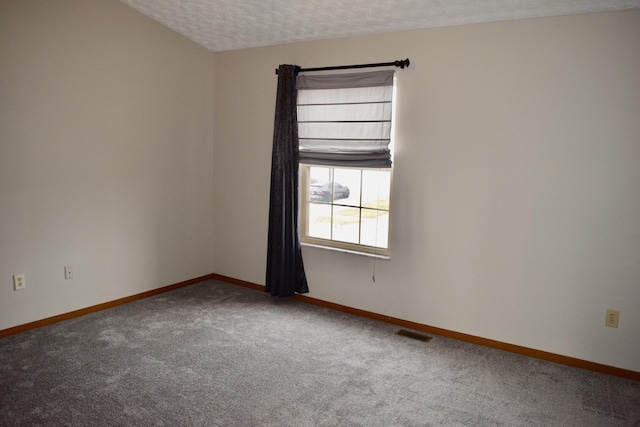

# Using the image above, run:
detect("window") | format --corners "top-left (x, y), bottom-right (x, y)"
top-left (301, 166), bottom-right (391, 256)
top-left (297, 70), bottom-right (394, 257)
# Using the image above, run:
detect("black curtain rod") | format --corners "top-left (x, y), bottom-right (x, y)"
top-left (275, 58), bottom-right (409, 74)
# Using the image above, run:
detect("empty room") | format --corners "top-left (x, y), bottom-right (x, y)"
top-left (1, 0), bottom-right (639, 425)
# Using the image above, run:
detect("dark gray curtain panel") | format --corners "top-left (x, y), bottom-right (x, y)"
top-left (265, 64), bottom-right (309, 297)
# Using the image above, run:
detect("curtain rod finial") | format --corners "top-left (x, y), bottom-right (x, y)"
top-left (395, 58), bottom-right (410, 69)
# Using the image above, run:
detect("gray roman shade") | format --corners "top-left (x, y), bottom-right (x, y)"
top-left (296, 70), bottom-right (394, 168)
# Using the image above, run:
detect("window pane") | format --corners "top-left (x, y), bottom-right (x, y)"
top-left (309, 166), bottom-right (333, 187)
top-left (308, 166), bottom-right (333, 203)
top-left (307, 203), bottom-right (332, 239)
top-left (361, 170), bottom-right (391, 210)
top-left (332, 205), bottom-right (360, 244)
top-left (360, 210), bottom-right (389, 249)
top-left (333, 168), bottom-right (360, 205)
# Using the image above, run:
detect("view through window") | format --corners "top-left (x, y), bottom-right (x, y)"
top-left (302, 165), bottom-right (391, 255)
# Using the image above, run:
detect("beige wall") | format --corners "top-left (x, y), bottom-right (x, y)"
top-left (0, 0), bottom-right (215, 328)
top-left (212, 11), bottom-right (640, 371)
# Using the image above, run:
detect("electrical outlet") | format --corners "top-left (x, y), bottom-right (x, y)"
top-left (64, 265), bottom-right (74, 280)
top-left (13, 274), bottom-right (26, 291)
top-left (605, 309), bottom-right (619, 328)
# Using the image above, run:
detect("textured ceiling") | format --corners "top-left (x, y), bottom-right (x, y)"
top-left (119, 0), bottom-right (640, 52)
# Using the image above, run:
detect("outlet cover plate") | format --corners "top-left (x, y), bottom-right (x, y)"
top-left (13, 274), bottom-right (26, 291)
top-left (606, 309), bottom-right (619, 328)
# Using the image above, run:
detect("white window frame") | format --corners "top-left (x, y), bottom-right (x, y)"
top-left (299, 165), bottom-right (392, 258)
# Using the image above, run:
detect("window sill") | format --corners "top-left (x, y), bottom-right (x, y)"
top-left (301, 242), bottom-right (391, 260)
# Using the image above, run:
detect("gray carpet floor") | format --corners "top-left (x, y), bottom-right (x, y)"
top-left (1, 279), bottom-right (639, 426)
